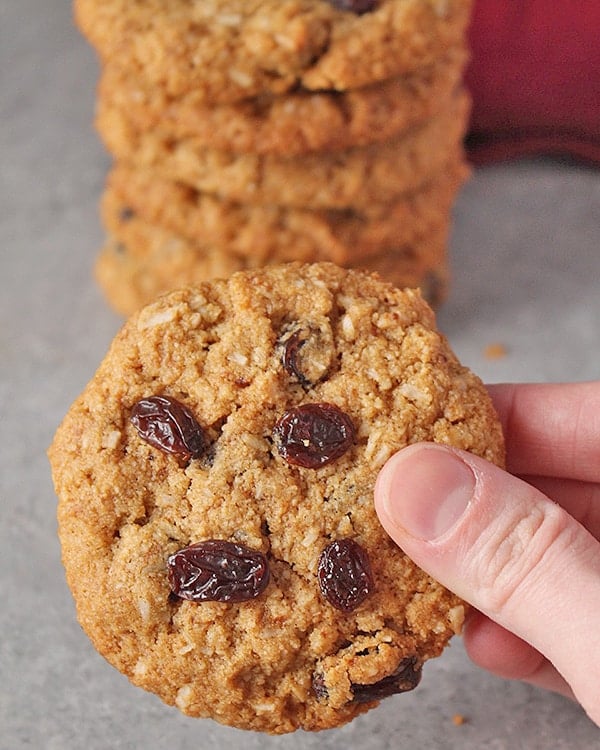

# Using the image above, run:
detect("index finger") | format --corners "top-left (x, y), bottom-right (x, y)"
top-left (486, 382), bottom-right (600, 483)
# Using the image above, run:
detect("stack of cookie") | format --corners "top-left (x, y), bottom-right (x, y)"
top-left (75, 0), bottom-right (474, 316)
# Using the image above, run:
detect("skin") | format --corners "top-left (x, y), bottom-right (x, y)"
top-left (374, 382), bottom-right (600, 727)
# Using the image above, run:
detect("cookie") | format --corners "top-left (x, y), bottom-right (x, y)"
top-left (75, 0), bottom-right (473, 103)
top-left (102, 160), bottom-right (469, 265)
top-left (49, 262), bottom-right (504, 733)
top-left (95, 212), bottom-right (452, 315)
top-left (97, 89), bottom-right (470, 210)
top-left (97, 48), bottom-right (468, 156)
top-left (94, 223), bottom-right (247, 317)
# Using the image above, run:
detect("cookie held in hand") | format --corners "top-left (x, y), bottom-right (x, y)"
top-left (49, 262), bottom-right (504, 733)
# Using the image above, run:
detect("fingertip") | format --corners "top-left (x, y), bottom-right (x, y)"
top-left (463, 612), bottom-right (576, 701)
top-left (375, 442), bottom-right (476, 543)
top-left (464, 611), bottom-right (545, 681)
top-left (374, 443), bottom-right (424, 538)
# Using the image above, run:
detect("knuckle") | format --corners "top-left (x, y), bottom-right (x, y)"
top-left (466, 500), bottom-right (571, 618)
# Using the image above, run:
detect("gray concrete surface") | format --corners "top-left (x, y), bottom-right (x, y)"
top-left (2, 2), bottom-right (599, 748)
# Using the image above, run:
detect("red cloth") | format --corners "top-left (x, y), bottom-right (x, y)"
top-left (465, 0), bottom-right (600, 164)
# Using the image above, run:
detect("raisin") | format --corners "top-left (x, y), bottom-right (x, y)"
top-left (130, 395), bottom-right (206, 461)
top-left (118, 206), bottom-right (136, 222)
top-left (318, 538), bottom-right (374, 612)
top-left (167, 540), bottom-right (270, 603)
top-left (327, 0), bottom-right (378, 13)
top-left (279, 322), bottom-right (334, 388)
top-left (273, 403), bottom-right (355, 468)
top-left (351, 656), bottom-right (422, 703)
top-left (312, 672), bottom-right (328, 700)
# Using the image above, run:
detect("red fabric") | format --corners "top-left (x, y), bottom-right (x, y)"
top-left (465, 0), bottom-right (600, 164)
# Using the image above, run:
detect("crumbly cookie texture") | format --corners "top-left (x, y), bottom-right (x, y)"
top-left (75, 0), bottom-right (473, 103)
top-left (102, 160), bottom-right (468, 265)
top-left (94, 211), bottom-right (451, 316)
top-left (50, 263), bottom-right (504, 733)
top-left (97, 90), bottom-right (470, 210)
top-left (97, 48), bottom-right (467, 156)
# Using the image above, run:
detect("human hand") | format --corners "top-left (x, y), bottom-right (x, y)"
top-left (374, 382), bottom-right (600, 726)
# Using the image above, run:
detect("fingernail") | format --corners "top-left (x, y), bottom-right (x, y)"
top-left (379, 444), bottom-right (475, 541)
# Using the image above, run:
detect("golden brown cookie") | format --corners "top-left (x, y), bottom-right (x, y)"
top-left (95, 210), bottom-right (452, 315)
top-left (75, 0), bottom-right (473, 103)
top-left (49, 262), bottom-right (504, 733)
top-left (94, 223), bottom-right (247, 317)
top-left (97, 48), bottom-right (468, 156)
top-left (102, 160), bottom-right (469, 265)
top-left (96, 89), bottom-right (470, 210)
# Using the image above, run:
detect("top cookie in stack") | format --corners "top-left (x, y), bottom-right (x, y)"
top-left (75, 0), bottom-right (474, 315)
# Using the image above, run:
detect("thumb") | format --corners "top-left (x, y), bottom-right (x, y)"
top-left (374, 442), bottom-right (600, 725)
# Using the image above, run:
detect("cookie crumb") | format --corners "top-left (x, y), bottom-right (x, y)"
top-left (483, 342), bottom-right (508, 360)
top-left (452, 713), bottom-right (467, 726)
